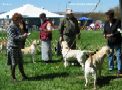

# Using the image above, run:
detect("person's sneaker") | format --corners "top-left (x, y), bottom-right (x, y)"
top-left (117, 70), bottom-right (122, 77)
top-left (44, 60), bottom-right (52, 63)
top-left (118, 70), bottom-right (122, 74)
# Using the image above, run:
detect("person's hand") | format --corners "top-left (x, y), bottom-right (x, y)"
top-left (27, 33), bottom-right (31, 36)
top-left (104, 34), bottom-right (113, 40)
top-left (23, 33), bottom-right (28, 38)
top-left (106, 34), bottom-right (113, 37)
top-left (47, 23), bottom-right (52, 31)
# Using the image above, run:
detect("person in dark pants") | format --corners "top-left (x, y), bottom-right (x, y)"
top-left (59, 9), bottom-right (80, 49)
top-left (55, 37), bottom-right (62, 56)
top-left (103, 9), bottom-right (122, 75)
top-left (7, 13), bottom-right (28, 81)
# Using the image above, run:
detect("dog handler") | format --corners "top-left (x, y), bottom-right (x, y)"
top-left (59, 9), bottom-right (80, 49)
top-left (103, 9), bottom-right (122, 74)
top-left (39, 13), bottom-right (53, 63)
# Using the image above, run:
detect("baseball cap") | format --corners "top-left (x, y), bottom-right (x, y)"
top-left (66, 8), bottom-right (73, 14)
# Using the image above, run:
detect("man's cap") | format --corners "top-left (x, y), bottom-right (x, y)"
top-left (66, 8), bottom-right (73, 14)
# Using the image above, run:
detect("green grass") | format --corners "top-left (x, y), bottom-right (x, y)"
top-left (0, 30), bottom-right (122, 90)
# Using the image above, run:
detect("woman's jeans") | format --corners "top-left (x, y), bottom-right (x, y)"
top-left (108, 45), bottom-right (122, 71)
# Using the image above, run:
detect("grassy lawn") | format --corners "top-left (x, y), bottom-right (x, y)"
top-left (0, 30), bottom-right (122, 90)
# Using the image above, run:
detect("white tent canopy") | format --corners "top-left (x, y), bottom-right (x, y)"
top-left (0, 4), bottom-right (64, 19)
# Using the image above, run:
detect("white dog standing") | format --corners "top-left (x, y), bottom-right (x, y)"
top-left (61, 41), bottom-right (94, 70)
top-left (84, 46), bottom-right (111, 89)
top-left (21, 40), bottom-right (39, 63)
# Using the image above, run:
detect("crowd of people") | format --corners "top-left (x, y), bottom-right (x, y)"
top-left (6, 9), bottom-right (122, 81)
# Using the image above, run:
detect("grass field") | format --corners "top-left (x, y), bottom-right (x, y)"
top-left (0, 30), bottom-right (122, 90)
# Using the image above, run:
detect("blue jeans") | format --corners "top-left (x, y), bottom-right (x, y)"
top-left (108, 45), bottom-right (122, 71)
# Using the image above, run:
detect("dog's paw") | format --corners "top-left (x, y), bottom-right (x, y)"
top-left (94, 87), bottom-right (97, 90)
top-left (85, 83), bottom-right (87, 87)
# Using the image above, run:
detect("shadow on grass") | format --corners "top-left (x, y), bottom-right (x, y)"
top-left (27, 72), bottom-right (69, 81)
top-left (24, 59), bottom-right (62, 64)
top-left (44, 60), bottom-right (62, 63)
top-left (97, 75), bottom-right (122, 87)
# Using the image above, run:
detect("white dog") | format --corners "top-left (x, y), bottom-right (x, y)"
top-left (84, 46), bottom-right (111, 89)
top-left (61, 41), bottom-right (94, 70)
top-left (21, 40), bottom-right (39, 63)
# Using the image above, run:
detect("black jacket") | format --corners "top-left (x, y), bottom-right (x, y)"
top-left (104, 19), bottom-right (121, 46)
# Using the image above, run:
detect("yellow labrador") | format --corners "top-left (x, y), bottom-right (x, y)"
top-left (21, 40), bottom-right (40, 63)
top-left (84, 46), bottom-right (111, 89)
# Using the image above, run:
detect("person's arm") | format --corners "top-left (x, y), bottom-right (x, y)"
top-left (75, 19), bottom-right (80, 39)
top-left (75, 19), bottom-right (80, 34)
top-left (58, 19), bottom-right (64, 40)
top-left (46, 22), bottom-right (53, 33)
top-left (103, 23), bottom-right (107, 39)
top-left (8, 27), bottom-right (27, 41)
top-left (103, 23), bottom-right (113, 38)
top-left (113, 20), bottom-right (121, 35)
top-left (117, 20), bottom-right (121, 29)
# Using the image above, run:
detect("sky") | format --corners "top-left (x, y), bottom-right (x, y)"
top-left (0, 0), bottom-right (120, 13)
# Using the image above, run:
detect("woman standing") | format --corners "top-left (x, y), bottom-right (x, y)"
top-left (7, 13), bottom-right (28, 81)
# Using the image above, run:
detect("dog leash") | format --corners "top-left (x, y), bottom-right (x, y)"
top-left (89, 54), bottom-right (94, 67)
top-left (67, 0), bottom-right (101, 50)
